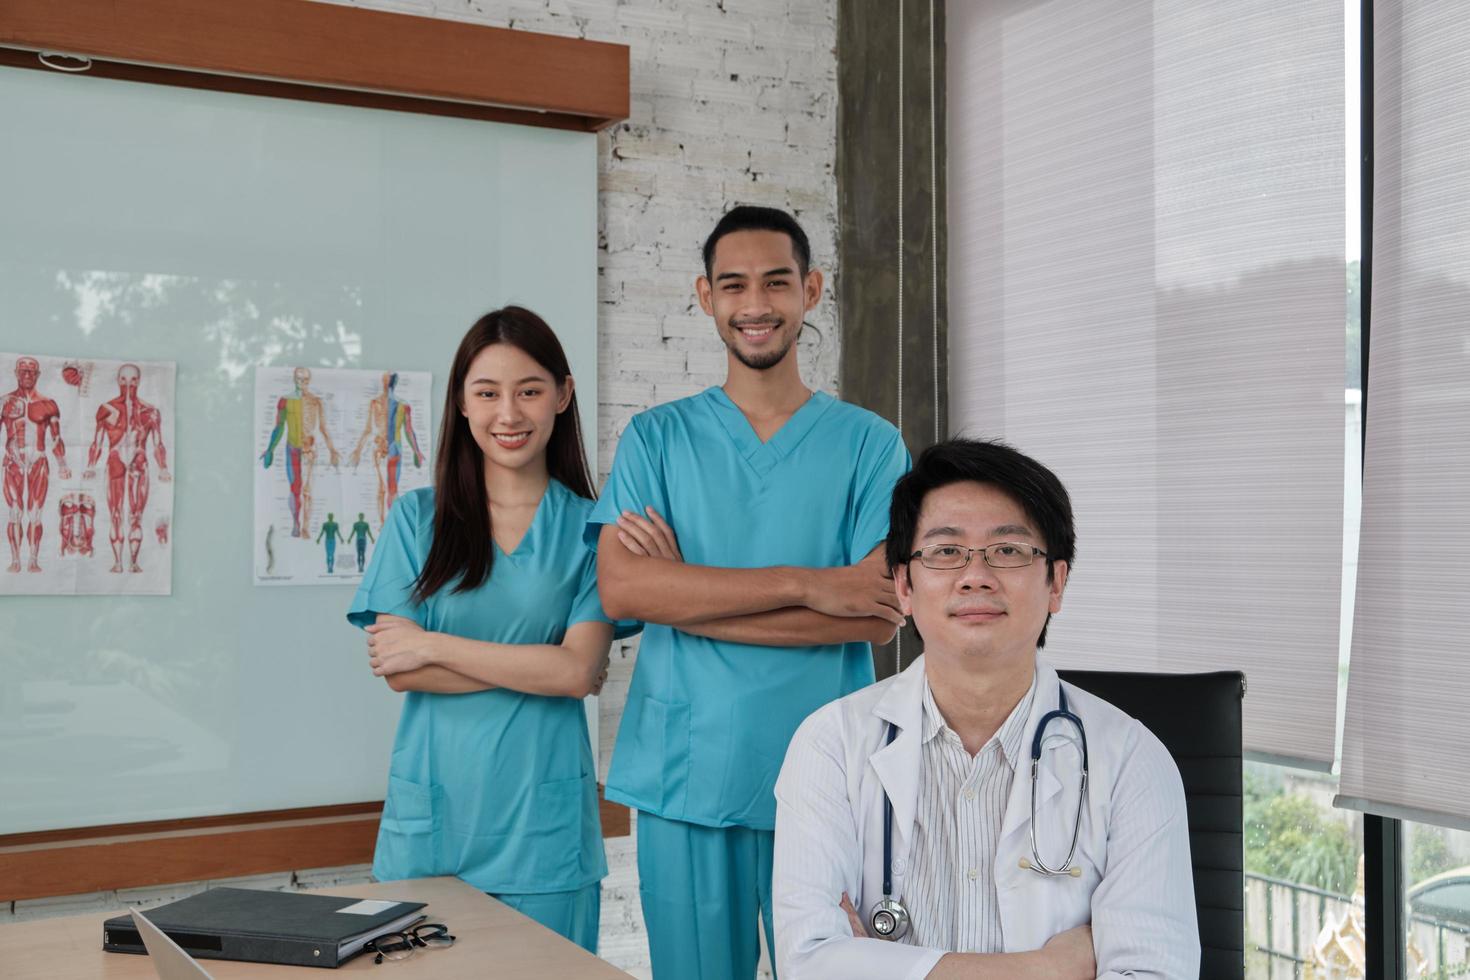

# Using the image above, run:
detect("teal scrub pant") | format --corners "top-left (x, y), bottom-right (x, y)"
top-left (493, 882), bottom-right (601, 954)
top-left (637, 811), bottom-right (777, 980)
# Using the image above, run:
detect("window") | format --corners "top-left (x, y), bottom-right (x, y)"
top-left (1404, 822), bottom-right (1470, 975)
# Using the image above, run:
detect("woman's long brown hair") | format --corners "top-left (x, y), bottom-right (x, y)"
top-left (413, 306), bottom-right (595, 602)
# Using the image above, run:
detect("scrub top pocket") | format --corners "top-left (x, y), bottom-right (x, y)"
top-left (375, 774), bottom-right (444, 881)
top-left (523, 774), bottom-right (593, 884)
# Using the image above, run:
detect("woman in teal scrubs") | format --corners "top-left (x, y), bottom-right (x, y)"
top-left (348, 306), bottom-right (635, 952)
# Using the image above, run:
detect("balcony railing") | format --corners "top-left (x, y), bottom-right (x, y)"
top-left (1246, 872), bottom-right (1470, 978)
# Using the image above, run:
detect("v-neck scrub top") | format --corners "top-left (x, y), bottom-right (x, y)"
top-left (348, 481), bottom-right (637, 894)
top-left (586, 387), bottom-right (910, 830)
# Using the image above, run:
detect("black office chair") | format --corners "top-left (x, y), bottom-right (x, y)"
top-left (1058, 669), bottom-right (1246, 980)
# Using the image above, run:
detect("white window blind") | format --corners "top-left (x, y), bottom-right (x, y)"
top-left (947, 0), bottom-right (1346, 767)
top-left (1335, 0), bottom-right (1470, 830)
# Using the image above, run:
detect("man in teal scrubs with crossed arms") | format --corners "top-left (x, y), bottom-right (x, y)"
top-left (589, 206), bottom-right (910, 979)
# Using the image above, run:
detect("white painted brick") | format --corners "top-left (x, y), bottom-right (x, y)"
top-left (604, 215), bottom-right (653, 255)
top-left (681, 138), bottom-right (752, 172)
top-left (444, 1), bottom-right (512, 26)
top-left (749, 143), bottom-right (832, 181)
top-left (654, 381), bottom-right (709, 402)
top-left (603, 380), bottom-right (657, 406)
top-left (756, 80), bottom-right (830, 114)
top-left (783, 50), bottom-right (818, 83)
top-left (616, 5), bottom-right (685, 33)
top-left (652, 38), bottom-right (727, 74)
top-left (610, 132), bottom-right (683, 163)
top-left (622, 201), bottom-right (701, 251)
top-left (724, 48), bottom-right (787, 80)
top-left (662, 313), bottom-right (715, 340)
top-left (785, 114), bottom-right (834, 148)
top-left (651, 98), bottom-right (729, 139)
top-left (722, 0), bottom-right (790, 19)
top-left (752, 20), bottom-right (822, 54)
top-left (616, 277), bottom-right (698, 309)
top-left (509, 0), bottom-right (560, 22)
top-left (691, 77), bottom-right (759, 107)
top-left (507, 10), bottom-right (565, 32)
top-left (597, 407), bottom-right (638, 450)
top-left (598, 150), bottom-right (666, 183)
top-left (362, 0), bottom-right (434, 15)
top-left (609, 348), bottom-right (687, 375)
top-left (601, 190), bottom-right (654, 221)
top-left (597, 408), bottom-right (635, 439)
top-left (599, 168), bottom-right (655, 196)
top-left (625, 96), bottom-right (656, 127)
top-left (601, 245), bottom-right (660, 273)
top-left (786, 0), bottom-right (833, 28)
top-left (653, 171), bottom-right (724, 205)
top-left (686, 11), bottom-right (755, 44)
top-left (630, 59), bottom-right (694, 99)
top-left (684, 374), bottom-right (726, 393)
top-left (579, 21), bottom-right (627, 46)
top-left (564, 0), bottom-right (616, 18)
top-left (788, 183), bottom-right (832, 215)
top-left (603, 312), bottom-right (661, 343)
top-left (686, 350), bottom-right (730, 376)
top-left (725, 176), bottom-right (789, 209)
top-left (663, 334), bottom-right (727, 356)
top-left (656, 246), bottom-right (706, 275)
top-left (720, 109), bottom-right (788, 143)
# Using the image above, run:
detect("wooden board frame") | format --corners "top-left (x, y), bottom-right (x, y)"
top-left (0, 791), bottom-right (631, 902)
top-left (0, 0), bottom-right (629, 131)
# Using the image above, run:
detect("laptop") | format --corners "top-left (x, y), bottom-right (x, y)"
top-left (130, 907), bottom-right (214, 980)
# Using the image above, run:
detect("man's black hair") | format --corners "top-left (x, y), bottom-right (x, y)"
top-left (885, 438), bottom-right (1076, 648)
top-left (701, 205), bottom-right (813, 279)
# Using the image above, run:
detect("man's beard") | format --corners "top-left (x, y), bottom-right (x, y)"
top-left (725, 319), bottom-right (797, 371)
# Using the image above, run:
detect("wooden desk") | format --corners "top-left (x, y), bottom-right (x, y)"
top-left (0, 877), bottom-right (634, 979)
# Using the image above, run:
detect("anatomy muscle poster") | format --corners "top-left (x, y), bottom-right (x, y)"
top-left (1, 353), bottom-right (176, 596)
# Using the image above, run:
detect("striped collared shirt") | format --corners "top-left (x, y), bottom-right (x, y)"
top-left (902, 670), bottom-right (1037, 953)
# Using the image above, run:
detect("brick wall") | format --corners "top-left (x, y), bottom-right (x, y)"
top-left (0, 3), bottom-right (839, 977)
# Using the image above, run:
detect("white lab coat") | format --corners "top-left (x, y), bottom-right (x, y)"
top-left (773, 656), bottom-right (1200, 980)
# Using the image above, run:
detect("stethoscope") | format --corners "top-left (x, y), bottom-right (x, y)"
top-left (868, 683), bottom-right (1090, 942)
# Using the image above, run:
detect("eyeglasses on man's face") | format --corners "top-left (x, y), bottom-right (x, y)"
top-left (908, 542), bottom-right (1049, 570)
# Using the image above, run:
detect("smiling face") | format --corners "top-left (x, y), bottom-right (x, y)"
top-left (896, 480), bottom-right (1068, 670)
top-left (459, 342), bottom-right (572, 476)
top-left (696, 229), bottom-right (822, 372)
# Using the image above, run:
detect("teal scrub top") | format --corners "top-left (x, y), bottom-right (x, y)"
top-left (586, 387), bottom-right (910, 830)
top-left (349, 480), bottom-right (638, 895)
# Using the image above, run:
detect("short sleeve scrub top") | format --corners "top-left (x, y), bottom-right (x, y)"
top-left (348, 481), bottom-right (637, 951)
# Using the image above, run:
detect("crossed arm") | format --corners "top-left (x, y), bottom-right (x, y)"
top-left (773, 718), bottom-right (1097, 980)
top-left (365, 613), bottom-right (613, 698)
top-left (595, 508), bottom-right (904, 648)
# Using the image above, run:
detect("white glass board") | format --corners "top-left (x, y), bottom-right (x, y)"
top-left (0, 65), bottom-right (598, 833)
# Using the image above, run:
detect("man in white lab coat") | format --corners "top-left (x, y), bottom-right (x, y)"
top-left (773, 438), bottom-right (1199, 979)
